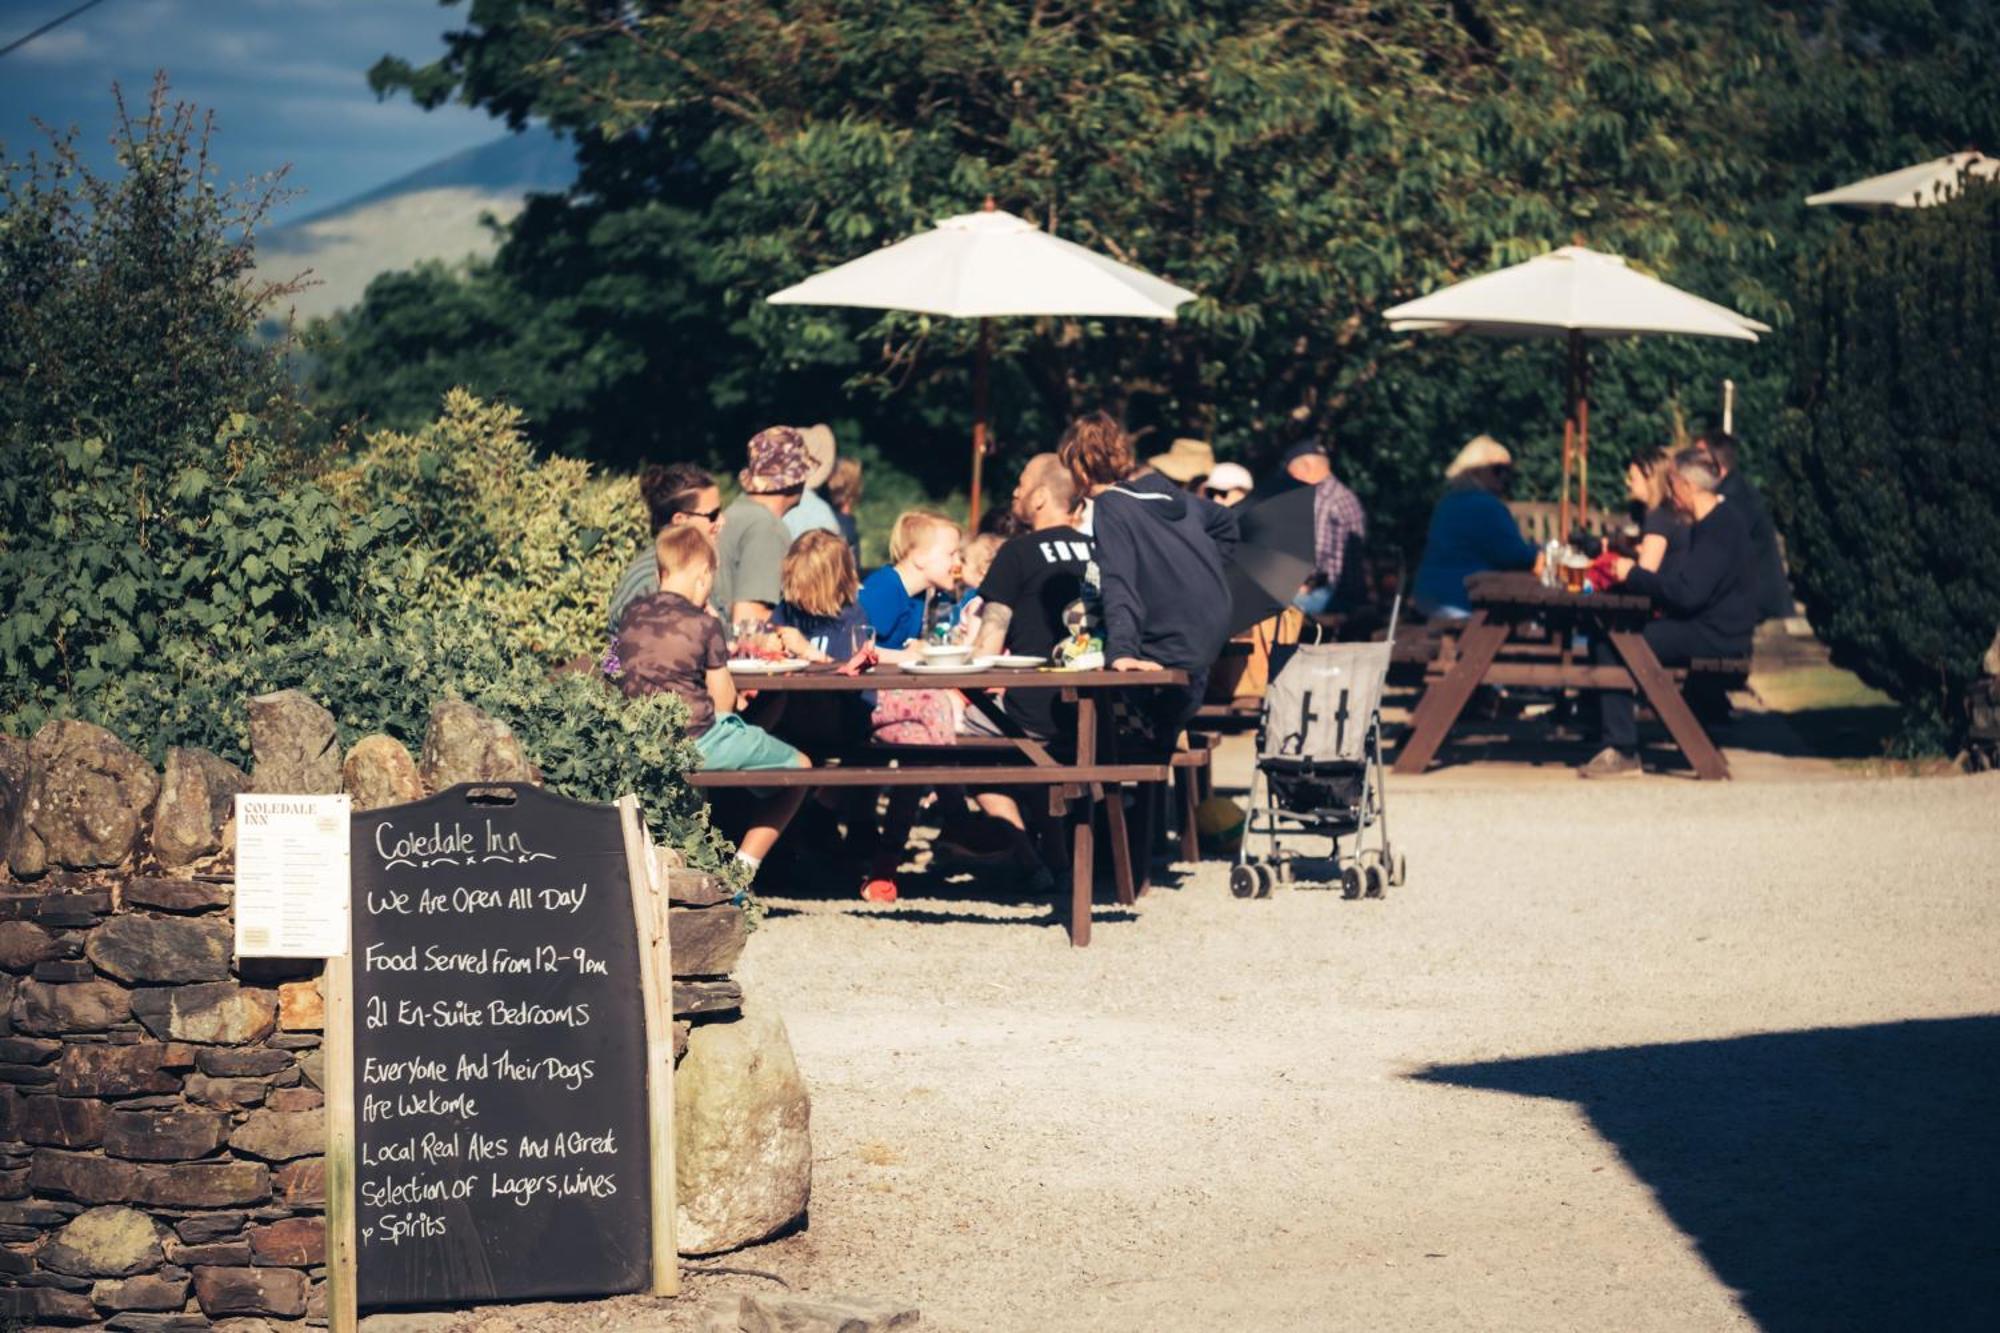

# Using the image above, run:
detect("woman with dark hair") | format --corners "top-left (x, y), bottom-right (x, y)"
top-left (1623, 446), bottom-right (1688, 575)
top-left (608, 462), bottom-right (721, 633)
top-left (1059, 412), bottom-right (1231, 755)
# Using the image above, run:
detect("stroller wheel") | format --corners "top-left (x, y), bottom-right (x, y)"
top-left (1257, 865), bottom-right (1278, 898)
top-left (1362, 862), bottom-right (1387, 899)
top-left (1230, 864), bottom-right (1260, 900)
top-left (1388, 851), bottom-right (1408, 887)
top-left (1340, 866), bottom-right (1364, 900)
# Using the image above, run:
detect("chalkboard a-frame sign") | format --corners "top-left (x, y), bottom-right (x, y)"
top-left (324, 783), bottom-right (677, 1320)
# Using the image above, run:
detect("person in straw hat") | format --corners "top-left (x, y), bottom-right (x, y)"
top-left (1144, 437), bottom-right (1216, 492)
top-left (1411, 435), bottom-right (1542, 621)
top-left (784, 422), bottom-right (845, 541)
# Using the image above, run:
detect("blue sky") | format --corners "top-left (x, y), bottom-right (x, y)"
top-left (0, 0), bottom-right (516, 222)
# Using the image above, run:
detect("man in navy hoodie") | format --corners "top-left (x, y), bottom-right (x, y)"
top-left (1058, 413), bottom-right (1232, 758)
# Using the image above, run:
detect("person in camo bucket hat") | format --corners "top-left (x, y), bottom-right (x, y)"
top-left (716, 426), bottom-right (813, 622)
top-left (740, 425), bottom-right (814, 494)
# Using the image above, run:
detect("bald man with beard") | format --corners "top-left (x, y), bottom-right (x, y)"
top-left (973, 453), bottom-right (1096, 740)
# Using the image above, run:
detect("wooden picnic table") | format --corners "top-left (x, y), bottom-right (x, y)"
top-left (1392, 571), bottom-right (1731, 780)
top-left (694, 664), bottom-right (1188, 946)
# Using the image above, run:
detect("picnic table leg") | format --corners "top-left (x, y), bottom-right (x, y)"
top-left (1605, 629), bottom-right (1731, 780)
top-left (1393, 613), bottom-right (1510, 775)
top-left (1103, 785), bottom-right (1136, 907)
top-left (1179, 766), bottom-right (1200, 861)
top-left (1069, 692), bottom-right (1100, 947)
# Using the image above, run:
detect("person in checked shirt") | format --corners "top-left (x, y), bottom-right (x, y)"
top-left (1289, 439), bottom-right (1368, 618)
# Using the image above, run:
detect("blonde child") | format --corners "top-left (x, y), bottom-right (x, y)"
top-left (773, 530), bottom-right (871, 662)
top-left (857, 511), bottom-right (962, 659)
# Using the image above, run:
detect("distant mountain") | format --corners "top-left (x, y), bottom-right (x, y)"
top-left (256, 127), bottom-right (577, 325)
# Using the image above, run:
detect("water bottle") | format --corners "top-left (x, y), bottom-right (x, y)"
top-left (923, 590), bottom-right (953, 646)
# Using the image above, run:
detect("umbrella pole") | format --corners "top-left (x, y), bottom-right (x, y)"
top-left (1558, 338), bottom-right (1575, 539)
top-left (1575, 331), bottom-right (1591, 534)
top-left (968, 317), bottom-right (992, 532)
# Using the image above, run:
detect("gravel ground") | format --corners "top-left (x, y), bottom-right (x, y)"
top-left (415, 756), bottom-right (2000, 1333)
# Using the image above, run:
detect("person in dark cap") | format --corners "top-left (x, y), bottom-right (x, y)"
top-left (717, 426), bottom-right (812, 624)
top-left (1258, 437), bottom-right (1334, 502)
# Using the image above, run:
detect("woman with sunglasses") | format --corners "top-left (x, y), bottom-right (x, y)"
top-left (1410, 435), bottom-right (1542, 622)
top-left (607, 462), bottom-right (726, 635)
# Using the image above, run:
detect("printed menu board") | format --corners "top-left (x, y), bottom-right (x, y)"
top-left (348, 784), bottom-right (651, 1307)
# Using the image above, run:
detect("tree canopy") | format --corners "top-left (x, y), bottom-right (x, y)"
top-left (319, 0), bottom-right (2000, 547)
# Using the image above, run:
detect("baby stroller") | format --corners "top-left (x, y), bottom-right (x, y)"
top-left (1230, 599), bottom-right (1405, 900)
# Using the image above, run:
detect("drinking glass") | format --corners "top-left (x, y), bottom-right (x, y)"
top-left (851, 626), bottom-right (877, 660)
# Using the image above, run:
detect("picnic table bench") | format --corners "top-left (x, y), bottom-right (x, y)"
top-left (686, 665), bottom-right (1186, 946)
top-left (1392, 571), bottom-right (1738, 779)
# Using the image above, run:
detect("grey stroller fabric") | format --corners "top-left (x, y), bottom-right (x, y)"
top-left (1259, 642), bottom-right (1394, 767)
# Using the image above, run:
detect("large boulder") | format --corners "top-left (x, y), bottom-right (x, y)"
top-left (341, 735), bottom-right (421, 811)
top-left (676, 1005), bottom-right (812, 1255)
top-left (247, 691), bottom-right (340, 795)
top-left (38, 1205), bottom-right (165, 1277)
top-left (150, 747), bottom-right (248, 867)
top-left (9, 721), bottom-right (159, 877)
top-left (419, 699), bottom-right (537, 792)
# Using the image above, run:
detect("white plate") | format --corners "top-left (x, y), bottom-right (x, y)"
top-left (974, 655), bottom-right (1045, 669)
top-left (898, 660), bottom-right (983, 675)
top-left (728, 658), bottom-right (809, 674)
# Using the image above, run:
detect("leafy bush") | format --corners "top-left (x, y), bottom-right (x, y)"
top-left (324, 390), bottom-right (645, 663)
top-left (1771, 182), bottom-right (2000, 751)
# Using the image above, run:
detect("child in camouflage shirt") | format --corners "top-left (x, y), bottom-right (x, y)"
top-left (615, 525), bottom-right (810, 880)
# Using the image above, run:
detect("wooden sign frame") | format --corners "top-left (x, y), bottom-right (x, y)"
top-left (324, 792), bottom-right (677, 1331)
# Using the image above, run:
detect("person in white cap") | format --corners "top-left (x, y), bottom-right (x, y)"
top-left (784, 423), bottom-right (844, 541)
top-left (1202, 461), bottom-right (1254, 507)
top-left (1411, 435), bottom-right (1541, 620)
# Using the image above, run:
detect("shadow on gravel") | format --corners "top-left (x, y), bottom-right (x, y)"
top-left (1416, 1016), bottom-right (2000, 1333)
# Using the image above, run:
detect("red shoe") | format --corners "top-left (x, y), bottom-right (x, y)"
top-left (859, 878), bottom-right (898, 903)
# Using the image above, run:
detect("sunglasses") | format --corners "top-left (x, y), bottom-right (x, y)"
top-left (682, 507), bottom-right (723, 524)
top-left (1203, 487), bottom-right (1238, 500)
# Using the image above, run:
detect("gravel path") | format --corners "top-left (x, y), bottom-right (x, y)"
top-left (433, 761), bottom-right (2000, 1332)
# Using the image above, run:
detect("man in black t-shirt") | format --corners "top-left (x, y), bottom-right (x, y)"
top-left (973, 453), bottom-right (1096, 739)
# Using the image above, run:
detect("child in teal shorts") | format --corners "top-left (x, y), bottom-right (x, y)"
top-left (614, 525), bottom-right (812, 880)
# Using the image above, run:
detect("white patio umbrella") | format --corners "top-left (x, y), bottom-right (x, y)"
top-left (767, 201), bottom-right (1196, 525)
top-left (1806, 152), bottom-right (1998, 209)
top-left (1382, 245), bottom-right (1769, 535)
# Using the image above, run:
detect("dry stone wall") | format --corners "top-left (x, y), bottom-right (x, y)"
top-left (1, 694), bottom-right (802, 1327)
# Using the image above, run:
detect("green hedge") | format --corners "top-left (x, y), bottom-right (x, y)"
top-left (1771, 182), bottom-right (2000, 751)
